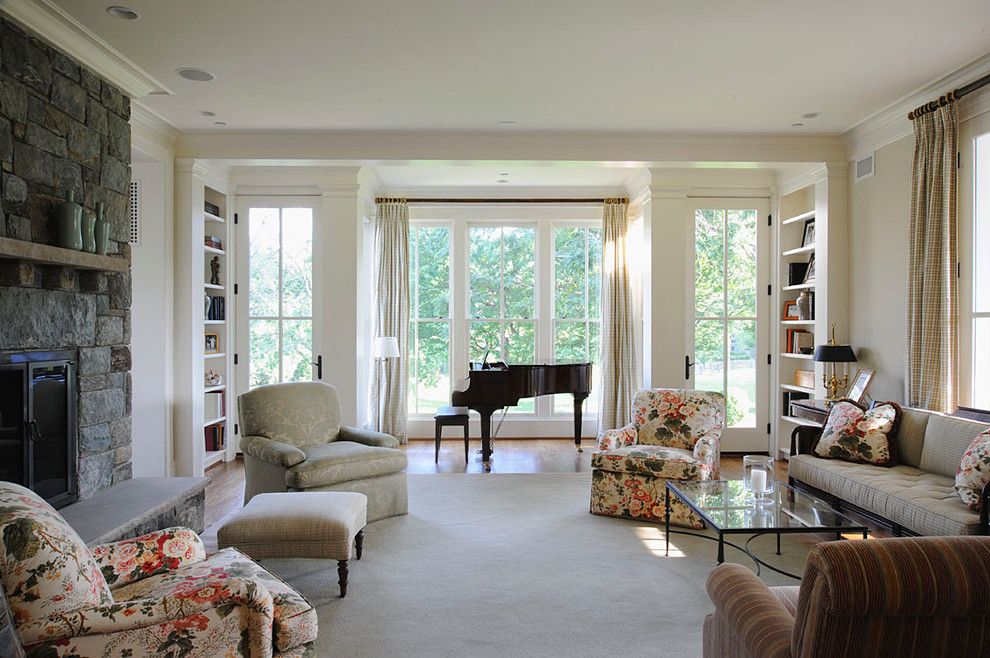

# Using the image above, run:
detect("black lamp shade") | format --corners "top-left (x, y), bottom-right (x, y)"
top-left (813, 344), bottom-right (857, 363)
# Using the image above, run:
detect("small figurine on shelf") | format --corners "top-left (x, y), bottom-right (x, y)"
top-left (210, 256), bottom-right (221, 286)
top-left (205, 369), bottom-right (222, 386)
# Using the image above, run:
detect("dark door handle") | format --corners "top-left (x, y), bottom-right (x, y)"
top-left (685, 355), bottom-right (695, 381)
top-left (312, 355), bottom-right (323, 380)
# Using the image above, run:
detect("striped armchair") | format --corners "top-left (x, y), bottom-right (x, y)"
top-left (704, 536), bottom-right (990, 658)
top-left (591, 389), bottom-right (724, 528)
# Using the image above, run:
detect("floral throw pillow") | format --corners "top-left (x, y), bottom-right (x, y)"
top-left (813, 400), bottom-right (901, 466)
top-left (955, 431), bottom-right (990, 510)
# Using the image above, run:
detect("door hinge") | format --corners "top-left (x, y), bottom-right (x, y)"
top-left (767, 214), bottom-right (772, 227)
top-left (234, 424), bottom-right (239, 435)
top-left (767, 422), bottom-right (772, 435)
top-left (767, 284), bottom-right (772, 296)
top-left (234, 283), bottom-right (238, 295)
top-left (957, 151), bottom-right (961, 169)
top-left (767, 353), bottom-right (772, 365)
top-left (234, 353), bottom-right (239, 365)
top-left (234, 213), bottom-right (239, 225)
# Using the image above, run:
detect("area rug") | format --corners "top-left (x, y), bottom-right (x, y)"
top-left (265, 473), bottom-right (811, 657)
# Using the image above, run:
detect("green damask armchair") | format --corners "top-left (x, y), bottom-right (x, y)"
top-left (237, 381), bottom-right (409, 522)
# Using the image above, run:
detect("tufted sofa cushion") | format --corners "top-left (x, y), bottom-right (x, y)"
top-left (789, 454), bottom-right (982, 535)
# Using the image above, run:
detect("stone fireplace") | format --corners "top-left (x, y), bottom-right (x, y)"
top-left (0, 16), bottom-right (132, 499)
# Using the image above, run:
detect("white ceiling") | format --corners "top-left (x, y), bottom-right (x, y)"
top-left (54, 0), bottom-right (990, 134)
top-left (374, 164), bottom-right (636, 188)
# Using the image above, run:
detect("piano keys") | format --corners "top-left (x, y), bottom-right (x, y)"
top-left (451, 362), bottom-right (592, 466)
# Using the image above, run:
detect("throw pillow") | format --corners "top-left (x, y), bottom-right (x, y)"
top-left (955, 431), bottom-right (990, 510)
top-left (813, 400), bottom-right (901, 465)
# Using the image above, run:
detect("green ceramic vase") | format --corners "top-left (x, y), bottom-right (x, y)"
top-left (82, 208), bottom-right (96, 253)
top-left (55, 190), bottom-right (83, 250)
top-left (94, 202), bottom-right (109, 255)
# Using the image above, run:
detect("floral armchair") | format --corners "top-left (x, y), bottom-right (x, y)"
top-left (591, 389), bottom-right (725, 528)
top-left (0, 481), bottom-right (316, 657)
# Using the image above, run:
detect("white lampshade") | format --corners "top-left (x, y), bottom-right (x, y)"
top-left (373, 336), bottom-right (400, 359)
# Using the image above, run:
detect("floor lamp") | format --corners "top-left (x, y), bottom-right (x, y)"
top-left (373, 337), bottom-right (400, 432)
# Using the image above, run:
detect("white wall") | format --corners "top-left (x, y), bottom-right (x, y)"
top-left (130, 159), bottom-right (172, 475)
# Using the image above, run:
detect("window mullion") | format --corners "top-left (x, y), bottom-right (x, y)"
top-left (278, 209), bottom-right (284, 383)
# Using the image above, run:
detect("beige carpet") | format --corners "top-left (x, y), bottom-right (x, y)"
top-left (265, 473), bottom-right (811, 657)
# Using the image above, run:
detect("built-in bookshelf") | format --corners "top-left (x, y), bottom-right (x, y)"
top-left (772, 164), bottom-right (848, 459)
top-left (174, 159), bottom-right (235, 476)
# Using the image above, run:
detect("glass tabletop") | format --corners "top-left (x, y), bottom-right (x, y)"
top-left (667, 480), bottom-right (866, 532)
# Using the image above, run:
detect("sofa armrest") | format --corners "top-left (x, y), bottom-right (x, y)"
top-left (598, 424), bottom-right (637, 451)
top-left (693, 430), bottom-right (720, 466)
top-left (706, 564), bottom-right (793, 658)
top-left (339, 425), bottom-right (400, 449)
top-left (240, 434), bottom-right (307, 467)
top-left (790, 425), bottom-right (823, 456)
top-left (17, 577), bottom-right (273, 645)
top-left (91, 527), bottom-right (205, 589)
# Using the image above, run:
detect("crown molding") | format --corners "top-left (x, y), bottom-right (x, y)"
top-left (373, 184), bottom-right (627, 200)
top-left (844, 50), bottom-right (990, 161)
top-left (0, 0), bottom-right (171, 98)
top-left (131, 102), bottom-right (179, 154)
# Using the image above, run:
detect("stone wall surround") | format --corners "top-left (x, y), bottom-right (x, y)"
top-left (0, 17), bottom-right (132, 498)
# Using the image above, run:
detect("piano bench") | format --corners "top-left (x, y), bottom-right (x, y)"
top-left (434, 406), bottom-right (470, 464)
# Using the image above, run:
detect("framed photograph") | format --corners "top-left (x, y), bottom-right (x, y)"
top-left (803, 255), bottom-right (816, 283)
top-left (204, 333), bottom-right (219, 353)
top-left (846, 368), bottom-right (876, 403)
top-left (801, 219), bottom-right (816, 247)
top-left (783, 300), bottom-right (799, 320)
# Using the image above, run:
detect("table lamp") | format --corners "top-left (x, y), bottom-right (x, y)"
top-left (813, 323), bottom-right (856, 402)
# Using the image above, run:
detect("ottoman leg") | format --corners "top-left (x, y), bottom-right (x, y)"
top-left (337, 560), bottom-right (349, 598)
top-left (355, 529), bottom-right (364, 560)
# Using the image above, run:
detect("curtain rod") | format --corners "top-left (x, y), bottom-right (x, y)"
top-left (907, 71), bottom-right (990, 120)
top-left (375, 197), bottom-right (629, 205)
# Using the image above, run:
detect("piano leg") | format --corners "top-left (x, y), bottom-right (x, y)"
top-left (479, 407), bottom-right (496, 472)
top-left (573, 393), bottom-right (589, 452)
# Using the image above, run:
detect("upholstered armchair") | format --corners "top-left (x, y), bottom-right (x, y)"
top-left (591, 388), bottom-right (724, 528)
top-left (0, 481), bottom-right (316, 657)
top-left (238, 381), bottom-right (409, 522)
top-left (704, 536), bottom-right (990, 658)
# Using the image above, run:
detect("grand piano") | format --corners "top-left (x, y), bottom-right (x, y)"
top-left (451, 361), bottom-right (592, 465)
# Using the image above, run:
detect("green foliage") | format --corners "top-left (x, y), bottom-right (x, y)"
top-left (725, 392), bottom-right (743, 427)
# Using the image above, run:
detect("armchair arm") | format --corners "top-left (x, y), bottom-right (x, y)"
top-left (91, 527), bottom-right (205, 589)
top-left (240, 434), bottom-right (306, 467)
top-left (17, 577), bottom-right (273, 645)
top-left (597, 424), bottom-right (637, 451)
top-left (790, 425), bottom-right (823, 456)
top-left (706, 564), bottom-right (793, 658)
top-left (339, 425), bottom-right (400, 449)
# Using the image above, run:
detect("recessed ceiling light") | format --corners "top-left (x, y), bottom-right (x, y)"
top-left (176, 67), bottom-right (216, 82)
top-left (497, 178), bottom-right (509, 184)
top-left (498, 121), bottom-right (517, 126)
top-left (213, 121), bottom-right (227, 126)
top-left (200, 110), bottom-right (216, 117)
top-left (106, 6), bottom-right (139, 20)
top-left (499, 172), bottom-right (509, 177)
top-left (802, 112), bottom-right (821, 119)
top-left (791, 122), bottom-right (805, 128)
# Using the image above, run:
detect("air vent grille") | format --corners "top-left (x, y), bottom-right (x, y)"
top-left (854, 153), bottom-right (875, 182)
top-left (128, 180), bottom-right (141, 245)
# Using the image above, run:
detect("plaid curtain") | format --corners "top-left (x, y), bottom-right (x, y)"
top-left (598, 200), bottom-right (640, 434)
top-left (372, 200), bottom-right (410, 441)
top-left (906, 104), bottom-right (958, 413)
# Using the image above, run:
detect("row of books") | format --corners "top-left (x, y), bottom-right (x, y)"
top-left (205, 201), bottom-right (222, 217)
top-left (207, 296), bottom-right (226, 321)
top-left (204, 423), bottom-right (225, 452)
top-left (205, 235), bottom-right (224, 250)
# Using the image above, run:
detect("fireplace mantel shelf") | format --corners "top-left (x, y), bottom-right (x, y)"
top-left (0, 237), bottom-right (129, 273)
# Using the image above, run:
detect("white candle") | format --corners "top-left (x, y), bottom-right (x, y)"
top-left (751, 468), bottom-right (768, 494)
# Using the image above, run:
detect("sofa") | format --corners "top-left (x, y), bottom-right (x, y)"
top-left (0, 481), bottom-right (316, 657)
top-left (703, 535), bottom-right (990, 658)
top-left (789, 406), bottom-right (990, 535)
top-left (591, 388), bottom-right (724, 528)
top-left (238, 381), bottom-right (409, 522)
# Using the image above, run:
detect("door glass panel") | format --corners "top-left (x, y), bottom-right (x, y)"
top-left (247, 207), bottom-right (314, 388)
top-left (974, 317), bottom-right (990, 408)
top-left (694, 208), bottom-right (759, 428)
top-left (975, 133), bottom-right (990, 314)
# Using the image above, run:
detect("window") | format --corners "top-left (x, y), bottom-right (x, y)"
top-left (408, 226), bottom-right (451, 414)
top-left (553, 226), bottom-right (602, 412)
top-left (247, 207), bottom-right (313, 388)
top-left (972, 132), bottom-right (990, 407)
top-left (468, 226), bottom-right (537, 412)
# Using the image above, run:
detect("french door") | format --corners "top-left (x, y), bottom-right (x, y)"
top-left (235, 197), bottom-right (323, 395)
top-left (686, 199), bottom-right (770, 452)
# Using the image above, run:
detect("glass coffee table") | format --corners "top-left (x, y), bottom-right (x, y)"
top-left (665, 480), bottom-right (868, 573)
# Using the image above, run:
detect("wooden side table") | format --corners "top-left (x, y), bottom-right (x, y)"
top-left (434, 406), bottom-right (470, 464)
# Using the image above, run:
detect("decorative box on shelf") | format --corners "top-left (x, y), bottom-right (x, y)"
top-left (790, 400), bottom-right (830, 425)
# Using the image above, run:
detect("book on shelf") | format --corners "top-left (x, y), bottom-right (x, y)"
top-left (204, 236), bottom-right (223, 250)
top-left (204, 423), bottom-right (225, 452)
top-left (206, 296), bottom-right (225, 321)
top-left (786, 328), bottom-right (814, 354)
top-left (205, 201), bottom-right (221, 217)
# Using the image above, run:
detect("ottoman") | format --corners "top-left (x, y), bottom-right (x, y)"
top-left (218, 491), bottom-right (367, 597)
